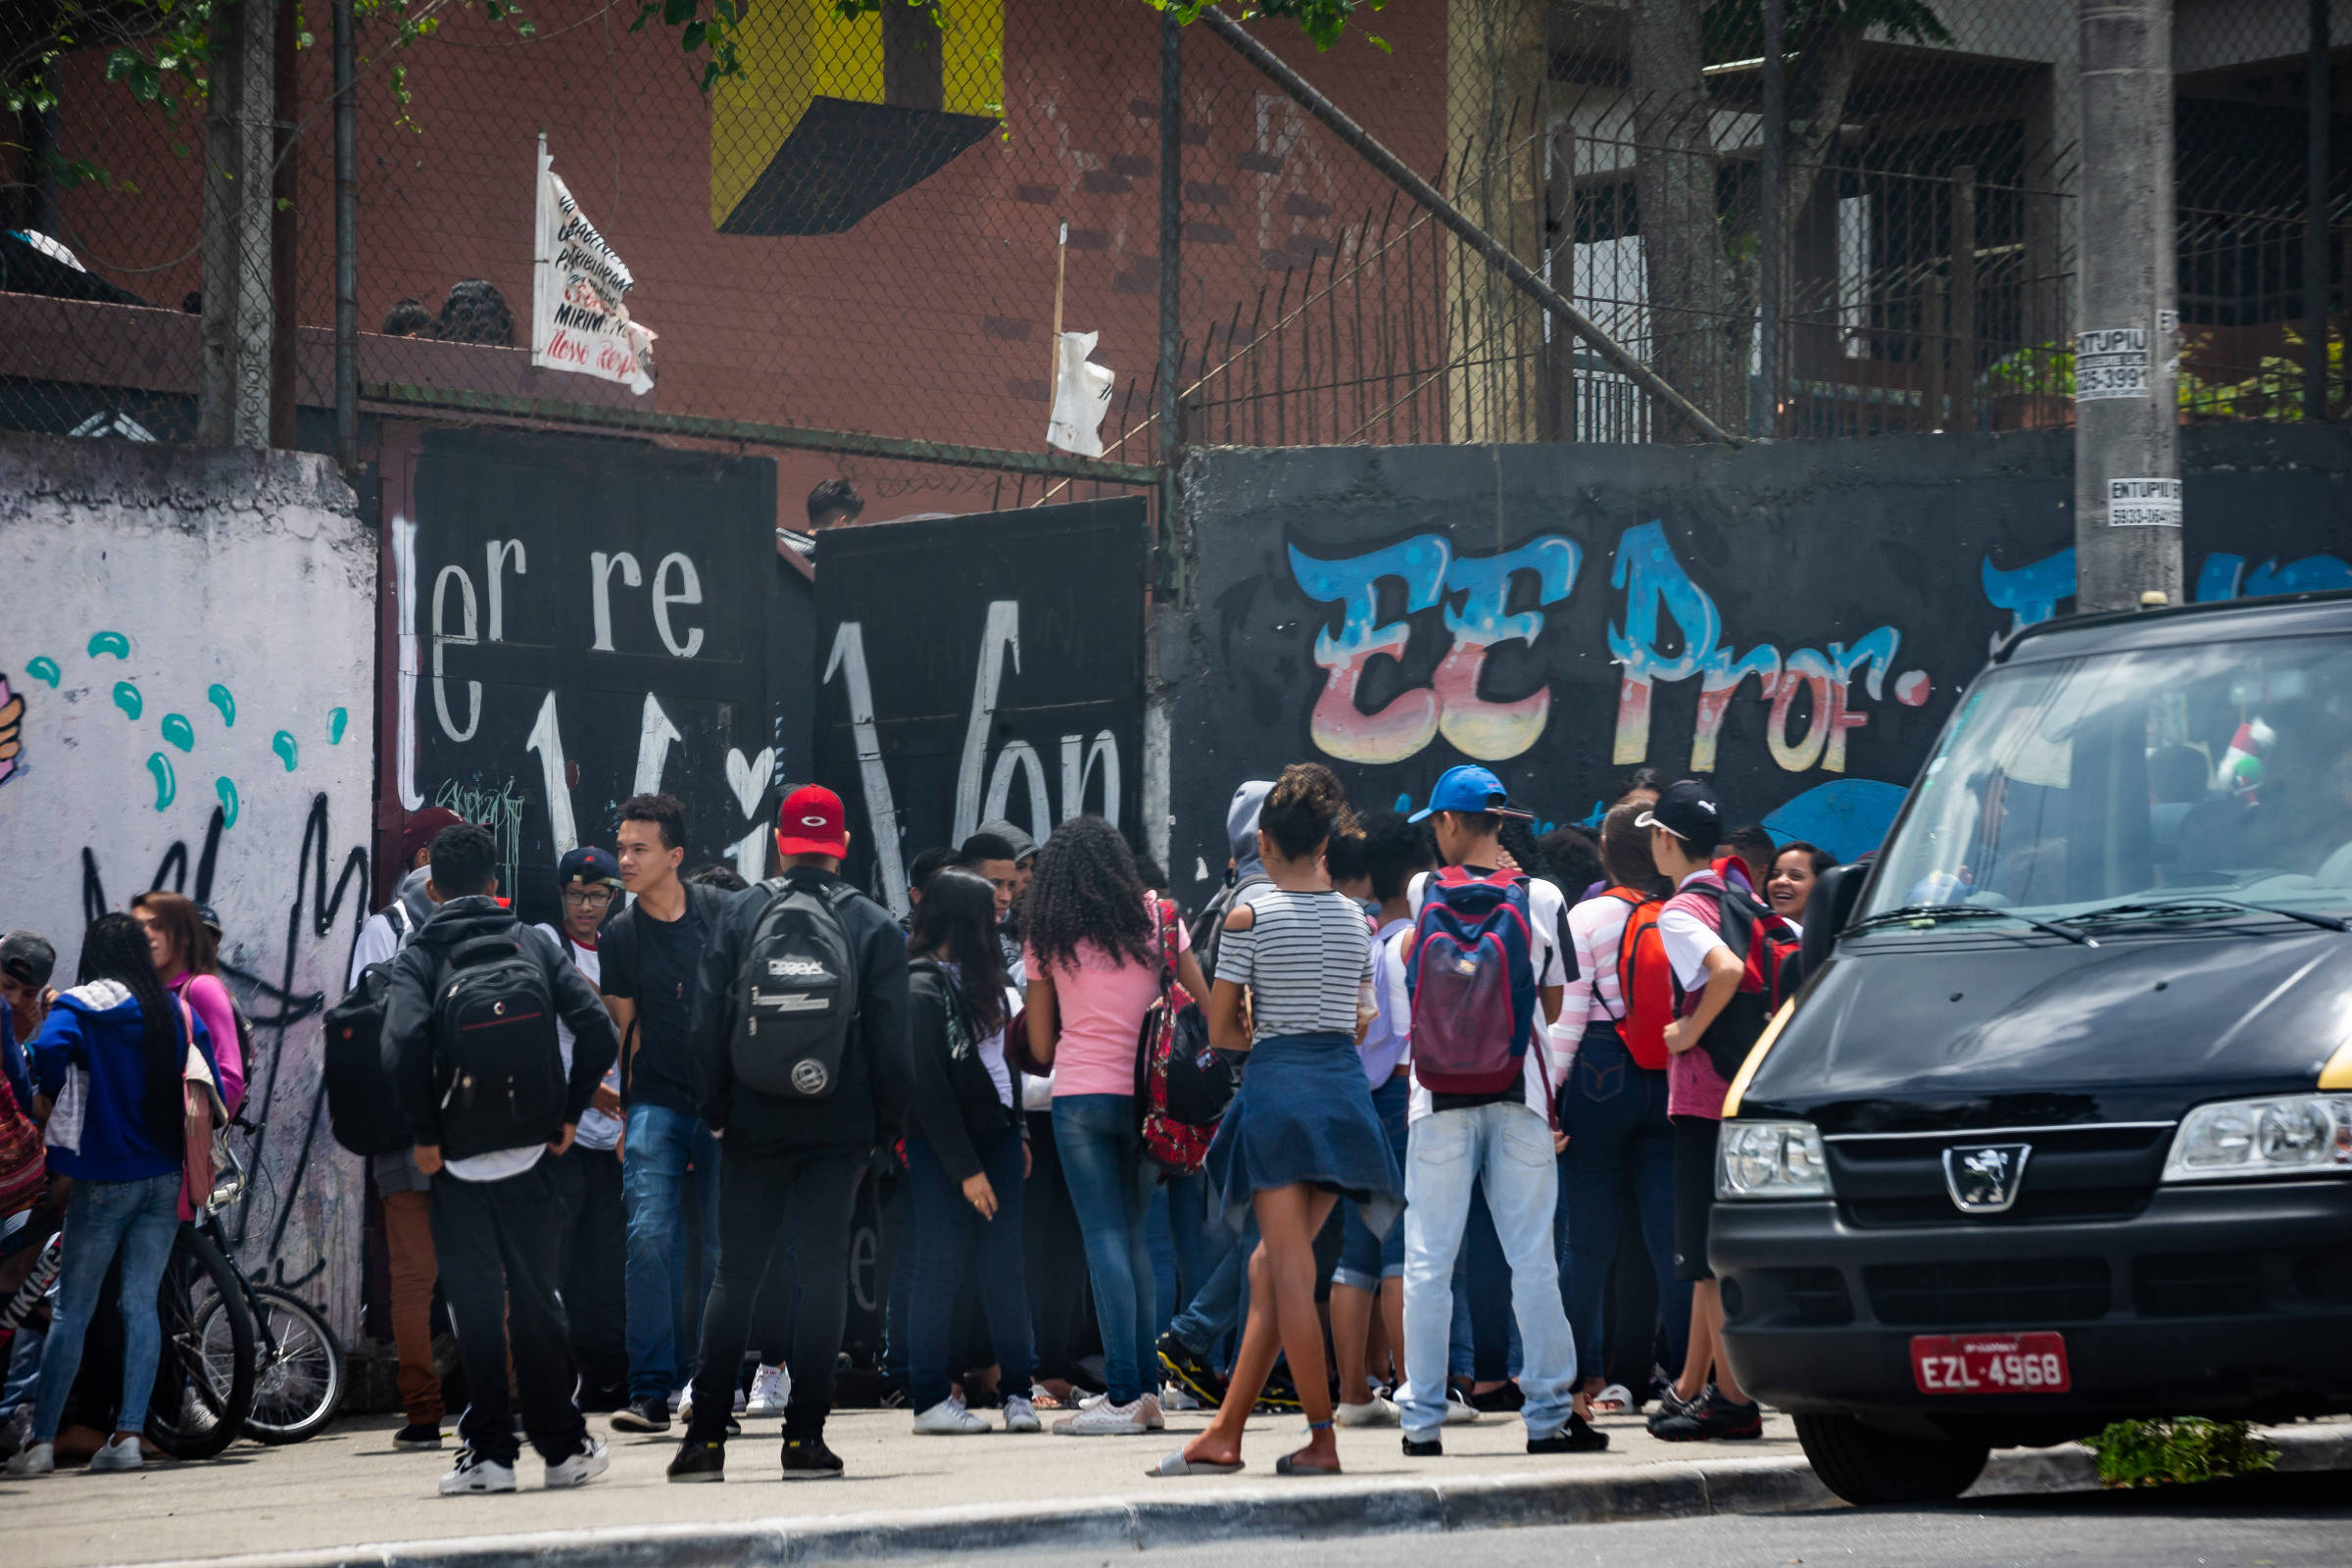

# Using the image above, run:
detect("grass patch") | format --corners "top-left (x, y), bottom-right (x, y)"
top-left (2085, 1418), bottom-right (2278, 1489)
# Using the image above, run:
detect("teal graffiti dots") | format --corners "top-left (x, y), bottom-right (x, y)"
top-left (215, 777), bottom-right (240, 827)
top-left (146, 753), bottom-right (176, 810)
top-left (271, 730), bottom-right (299, 771)
top-left (26, 657), bottom-right (59, 688)
top-left (208, 684), bottom-right (236, 727)
top-left (87, 631), bottom-right (130, 661)
top-left (327, 707), bottom-right (348, 745)
top-left (161, 713), bottom-right (195, 753)
top-left (113, 682), bottom-right (142, 720)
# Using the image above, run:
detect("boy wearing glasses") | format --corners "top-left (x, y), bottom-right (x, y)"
top-left (537, 846), bottom-right (630, 1409)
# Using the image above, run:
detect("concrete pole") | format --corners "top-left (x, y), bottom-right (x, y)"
top-left (334, 0), bottom-right (359, 473)
top-left (2074, 0), bottom-right (2180, 612)
top-left (2306, 0), bottom-right (2329, 422)
top-left (198, 0), bottom-right (276, 449)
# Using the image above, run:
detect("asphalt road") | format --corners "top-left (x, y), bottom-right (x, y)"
top-left (990, 1472), bottom-right (2352, 1568)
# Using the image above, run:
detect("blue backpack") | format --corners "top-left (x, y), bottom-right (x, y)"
top-left (1405, 866), bottom-right (1539, 1096)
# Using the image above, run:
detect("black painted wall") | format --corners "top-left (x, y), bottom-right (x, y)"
top-left (814, 497), bottom-right (1149, 913)
top-left (1156, 425), bottom-right (2352, 904)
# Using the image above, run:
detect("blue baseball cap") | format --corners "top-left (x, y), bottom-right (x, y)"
top-left (558, 846), bottom-right (623, 888)
top-left (1408, 764), bottom-right (1534, 823)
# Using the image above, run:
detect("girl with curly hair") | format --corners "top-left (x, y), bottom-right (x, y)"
top-left (1021, 815), bottom-right (1208, 1435)
top-left (1159, 764), bottom-right (1403, 1478)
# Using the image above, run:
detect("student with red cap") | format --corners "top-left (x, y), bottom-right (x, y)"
top-left (666, 785), bottom-right (912, 1483)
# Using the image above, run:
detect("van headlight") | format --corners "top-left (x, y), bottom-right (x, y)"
top-left (1717, 1120), bottom-right (1832, 1200)
top-left (2161, 1095), bottom-right (2352, 1182)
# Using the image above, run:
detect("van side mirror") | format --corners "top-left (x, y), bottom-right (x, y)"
top-left (1802, 862), bottom-right (1869, 977)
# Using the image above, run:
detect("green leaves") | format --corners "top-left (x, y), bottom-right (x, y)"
top-left (2086, 1419), bottom-right (2277, 1490)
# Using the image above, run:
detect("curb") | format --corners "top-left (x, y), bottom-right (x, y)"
top-left (144, 1424), bottom-right (2352, 1568)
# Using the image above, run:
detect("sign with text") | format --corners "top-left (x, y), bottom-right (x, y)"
top-left (532, 140), bottom-right (657, 395)
top-left (2074, 327), bottom-right (2151, 401)
top-left (2108, 476), bottom-right (2182, 527)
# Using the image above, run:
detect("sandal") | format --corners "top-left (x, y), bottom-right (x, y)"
top-left (1149, 1449), bottom-right (1245, 1476)
top-left (1592, 1383), bottom-right (1634, 1416)
top-left (1275, 1420), bottom-right (1341, 1476)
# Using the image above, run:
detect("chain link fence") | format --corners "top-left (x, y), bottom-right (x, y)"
top-left (3, 0), bottom-right (2345, 477)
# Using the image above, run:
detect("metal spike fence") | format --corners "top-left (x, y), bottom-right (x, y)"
top-left (2, 0), bottom-right (2345, 504)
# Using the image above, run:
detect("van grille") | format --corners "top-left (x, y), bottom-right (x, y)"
top-left (1864, 1257), bottom-right (2111, 1326)
top-left (2134, 1252), bottom-right (2263, 1318)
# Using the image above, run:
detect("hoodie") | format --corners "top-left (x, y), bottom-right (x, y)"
top-left (380, 895), bottom-right (619, 1162)
top-left (32, 980), bottom-right (215, 1183)
top-left (347, 866), bottom-right (436, 988)
top-left (1193, 779), bottom-right (1275, 980)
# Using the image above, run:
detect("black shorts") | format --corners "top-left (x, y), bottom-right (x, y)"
top-left (1671, 1114), bottom-right (1721, 1283)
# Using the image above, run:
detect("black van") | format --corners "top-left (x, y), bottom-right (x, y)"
top-left (1712, 591), bottom-right (2352, 1505)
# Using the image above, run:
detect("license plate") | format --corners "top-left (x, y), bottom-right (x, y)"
top-left (1910, 1332), bottom-right (2071, 1395)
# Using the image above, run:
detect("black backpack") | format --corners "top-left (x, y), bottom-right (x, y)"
top-left (429, 928), bottom-right (566, 1153)
top-left (323, 905), bottom-right (416, 1156)
top-left (730, 877), bottom-right (861, 1100)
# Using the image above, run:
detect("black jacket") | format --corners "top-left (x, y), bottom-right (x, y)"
top-left (905, 961), bottom-right (1022, 1183)
top-left (691, 867), bottom-right (912, 1153)
top-left (383, 895), bottom-right (619, 1160)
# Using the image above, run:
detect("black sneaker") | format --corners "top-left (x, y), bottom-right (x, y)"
top-left (1644, 1385), bottom-right (1703, 1436)
top-left (1651, 1391), bottom-right (1764, 1443)
top-left (1155, 1332), bottom-right (1227, 1409)
top-left (393, 1422), bottom-right (443, 1450)
top-left (666, 1439), bottom-right (726, 1483)
top-left (1402, 1436), bottom-right (1443, 1458)
top-left (781, 1435), bottom-right (844, 1479)
top-left (611, 1396), bottom-right (671, 1434)
top-left (1255, 1366), bottom-right (1303, 1414)
top-left (1469, 1382), bottom-right (1526, 1414)
top-left (876, 1379), bottom-right (911, 1410)
top-left (1527, 1412), bottom-right (1610, 1454)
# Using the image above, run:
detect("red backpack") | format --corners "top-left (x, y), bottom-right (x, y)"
top-left (1135, 898), bottom-right (1217, 1175)
top-left (1670, 861), bottom-right (1804, 1082)
top-left (1599, 888), bottom-right (1675, 1071)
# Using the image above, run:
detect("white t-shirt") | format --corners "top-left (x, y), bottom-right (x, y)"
top-left (537, 924), bottom-right (621, 1152)
top-left (1387, 869), bottom-right (1574, 1125)
top-left (346, 905), bottom-right (411, 987)
top-left (978, 983), bottom-right (1021, 1108)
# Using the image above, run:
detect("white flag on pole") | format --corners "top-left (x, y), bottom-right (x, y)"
top-left (1047, 330), bottom-right (1115, 457)
top-left (531, 137), bottom-right (657, 395)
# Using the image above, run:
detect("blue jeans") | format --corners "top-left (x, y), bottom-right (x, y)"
top-left (1166, 1212), bottom-right (1253, 1363)
top-left (1052, 1095), bottom-right (1155, 1404)
top-left (906, 1125), bottom-right (1033, 1411)
top-left (1335, 1075), bottom-right (1411, 1292)
top-left (1399, 1102), bottom-right (1576, 1443)
top-left (32, 1172), bottom-right (181, 1442)
top-left (1152, 1163), bottom-right (1229, 1348)
top-left (1449, 1184), bottom-right (1523, 1381)
top-left (623, 1102), bottom-right (721, 1400)
top-left (1556, 1027), bottom-right (1687, 1385)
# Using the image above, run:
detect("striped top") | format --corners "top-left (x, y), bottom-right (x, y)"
top-left (1554, 891), bottom-right (1638, 1055)
top-left (1217, 885), bottom-right (1373, 1043)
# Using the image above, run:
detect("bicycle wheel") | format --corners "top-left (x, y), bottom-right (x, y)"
top-left (147, 1227), bottom-right (254, 1459)
top-left (237, 1286), bottom-right (345, 1444)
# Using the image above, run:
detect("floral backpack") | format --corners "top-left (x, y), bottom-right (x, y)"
top-left (1134, 898), bottom-right (1215, 1175)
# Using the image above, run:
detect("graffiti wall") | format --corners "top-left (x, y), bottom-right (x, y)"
top-left (1159, 424), bottom-right (2352, 891)
top-left (380, 427), bottom-right (807, 923)
top-left (814, 498), bottom-right (1148, 914)
top-left (0, 430), bottom-right (375, 1335)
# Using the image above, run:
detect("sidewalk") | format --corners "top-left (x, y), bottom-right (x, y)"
top-left (12, 1406), bottom-right (2349, 1568)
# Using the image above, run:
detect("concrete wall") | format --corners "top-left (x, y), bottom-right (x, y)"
top-left (0, 431), bottom-right (375, 1337)
top-left (1156, 424), bottom-right (2352, 898)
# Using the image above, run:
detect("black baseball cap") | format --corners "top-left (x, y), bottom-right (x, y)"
top-left (1636, 779), bottom-right (1722, 845)
top-left (558, 846), bottom-right (623, 888)
top-left (1, 930), bottom-right (56, 988)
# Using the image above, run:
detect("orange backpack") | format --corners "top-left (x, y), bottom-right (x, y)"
top-left (1601, 888), bottom-right (1676, 1071)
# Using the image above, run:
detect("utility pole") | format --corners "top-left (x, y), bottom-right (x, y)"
top-left (1753, 0), bottom-right (1785, 439)
top-left (334, 0), bottom-right (359, 472)
top-left (199, 0), bottom-right (276, 449)
top-left (2073, 0), bottom-right (2180, 612)
top-left (1157, 7), bottom-right (1182, 516)
top-left (2306, 0), bottom-right (2329, 423)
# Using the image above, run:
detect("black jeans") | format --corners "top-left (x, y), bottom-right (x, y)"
top-left (429, 1158), bottom-right (588, 1466)
top-left (686, 1142), bottom-right (862, 1442)
top-left (1021, 1109), bottom-right (1095, 1382)
top-left (549, 1144), bottom-right (627, 1400)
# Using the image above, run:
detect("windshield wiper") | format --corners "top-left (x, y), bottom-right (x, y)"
top-left (2071, 898), bottom-right (2351, 934)
top-left (1849, 904), bottom-right (2097, 947)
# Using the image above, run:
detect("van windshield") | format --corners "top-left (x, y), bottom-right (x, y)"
top-left (1859, 633), bottom-right (2352, 931)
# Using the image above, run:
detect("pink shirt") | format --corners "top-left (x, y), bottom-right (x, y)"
top-left (172, 972), bottom-right (244, 1115)
top-left (1026, 898), bottom-right (1191, 1100)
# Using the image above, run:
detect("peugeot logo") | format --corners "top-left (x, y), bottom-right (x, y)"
top-left (1942, 1143), bottom-right (2032, 1213)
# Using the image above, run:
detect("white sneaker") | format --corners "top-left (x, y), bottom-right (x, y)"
top-left (911, 1396), bottom-right (989, 1435)
top-left (1003, 1395), bottom-right (1042, 1433)
top-left (438, 1449), bottom-right (517, 1494)
top-left (746, 1364), bottom-right (790, 1417)
top-left (1140, 1391), bottom-right (1166, 1431)
top-left (0, 1404), bottom-right (29, 1459)
top-left (673, 1385), bottom-right (695, 1423)
top-left (1336, 1395), bottom-right (1399, 1427)
top-left (1053, 1396), bottom-right (1150, 1436)
top-left (5, 1440), bottom-right (54, 1476)
top-left (1161, 1384), bottom-right (1206, 1413)
top-left (1445, 1389), bottom-right (1483, 1425)
top-left (90, 1434), bottom-right (144, 1471)
top-left (543, 1436), bottom-right (610, 1489)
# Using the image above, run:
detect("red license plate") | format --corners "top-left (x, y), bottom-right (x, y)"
top-left (1910, 1332), bottom-right (2071, 1395)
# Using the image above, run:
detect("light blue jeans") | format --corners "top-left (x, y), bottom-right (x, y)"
top-left (623, 1102), bottom-right (722, 1401)
top-left (1053, 1094), bottom-right (1156, 1404)
top-left (1398, 1102), bottom-right (1577, 1443)
top-left (32, 1171), bottom-right (182, 1442)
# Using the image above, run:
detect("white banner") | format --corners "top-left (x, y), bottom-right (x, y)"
top-left (1047, 330), bottom-right (1115, 457)
top-left (532, 140), bottom-right (656, 395)
top-left (2108, 476), bottom-right (2182, 527)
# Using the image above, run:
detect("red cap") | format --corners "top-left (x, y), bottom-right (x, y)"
top-left (400, 806), bottom-right (466, 866)
top-left (775, 785), bottom-right (849, 858)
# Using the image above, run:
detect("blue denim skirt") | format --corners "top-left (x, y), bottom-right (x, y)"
top-left (1203, 1030), bottom-right (1405, 1240)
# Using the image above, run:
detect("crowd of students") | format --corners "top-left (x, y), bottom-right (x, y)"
top-left (0, 758), bottom-right (1834, 1490)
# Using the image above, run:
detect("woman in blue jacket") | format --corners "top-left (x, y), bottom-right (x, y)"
top-left (6, 913), bottom-right (213, 1477)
